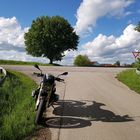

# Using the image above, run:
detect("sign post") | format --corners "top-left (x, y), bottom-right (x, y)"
top-left (132, 50), bottom-right (140, 75)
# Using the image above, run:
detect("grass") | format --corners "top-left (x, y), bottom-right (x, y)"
top-left (0, 73), bottom-right (5, 77)
top-left (0, 70), bottom-right (38, 140)
top-left (117, 69), bottom-right (140, 94)
top-left (0, 59), bottom-right (61, 66)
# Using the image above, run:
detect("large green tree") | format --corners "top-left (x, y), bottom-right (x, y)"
top-left (24, 16), bottom-right (79, 64)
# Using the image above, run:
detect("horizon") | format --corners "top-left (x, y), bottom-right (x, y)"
top-left (0, 0), bottom-right (140, 65)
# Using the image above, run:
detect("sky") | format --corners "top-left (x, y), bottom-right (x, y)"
top-left (0, 0), bottom-right (140, 65)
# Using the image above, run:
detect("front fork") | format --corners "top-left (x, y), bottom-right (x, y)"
top-left (35, 87), bottom-right (43, 110)
top-left (33, 84), bottom-right (59, 110)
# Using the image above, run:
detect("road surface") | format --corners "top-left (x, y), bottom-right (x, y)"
top-left (3, 65), bottom-right (140, 140)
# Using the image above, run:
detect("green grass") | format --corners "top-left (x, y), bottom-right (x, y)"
top-left (0, 59), bottom-right (61, 66)
top-left (117, 69), bottom-right (140, 94)
top-left (0, 73), bottom-right (5, 77)
top-left (0, 70), bottom-right (38, 140)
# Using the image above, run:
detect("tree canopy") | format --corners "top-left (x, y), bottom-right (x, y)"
top-left (74, 55), bottom-right (91, 66)
top-left (24, 16), bottom-right (79, 64)
top-left (135, 22), bottom-right (140, 32)
top-left (114, 60), bottom-right (120, 67)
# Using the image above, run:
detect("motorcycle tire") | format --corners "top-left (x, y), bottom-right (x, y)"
top-left (35, 98), bottom-right (45, 124)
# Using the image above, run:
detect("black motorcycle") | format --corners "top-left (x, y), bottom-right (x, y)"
top-left (32, 64), bottom-right (68, 124)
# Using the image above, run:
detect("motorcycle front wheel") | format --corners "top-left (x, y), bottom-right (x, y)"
top-left (35, 98), bottom-right (45, 124)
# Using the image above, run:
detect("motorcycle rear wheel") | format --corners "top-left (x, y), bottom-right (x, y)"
top-left (35, 98), bottom-right (45, 124)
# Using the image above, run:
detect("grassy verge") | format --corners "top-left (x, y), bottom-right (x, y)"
top-left (117, 69), bottom-right (140, 94)
top-left (0, 70), bottom-right (37, 140)
top-left (0, 73), bottom-right (5, 77)
top-left (0, 59), bottom-right (60, 66)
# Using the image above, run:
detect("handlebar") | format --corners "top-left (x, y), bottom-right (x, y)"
top-left (55, 77), bottom-right (64, 82)
top-left (33, 72), bottom-right (64, 82)
top-left (33, 72), bottom-right (44, 77)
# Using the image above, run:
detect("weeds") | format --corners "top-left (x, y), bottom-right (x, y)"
top-left (117, 69), bottom-right (140, 94)
top-left (0, 70), bottom-right (37, 140)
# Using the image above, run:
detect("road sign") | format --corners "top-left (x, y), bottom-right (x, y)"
top-left (132, 52), bottom-right (140, 59)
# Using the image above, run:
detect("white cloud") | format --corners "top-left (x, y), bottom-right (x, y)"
top-left (0, 50), bottom-right (49, 63)
top-left (60, 50), bottom-right (78, 65)
top-left (75, 0), bottom-right (134, 35)
top-left (0, 42), bottom-right (25, 52)
top-left (1, 17), bottom-right (139, 66)
top-left (80, 24), bottom-right (140, 64)
top-left (0, 17), bottom-right (29, 47)
top-left (0, 17), bottom-right (50, 63)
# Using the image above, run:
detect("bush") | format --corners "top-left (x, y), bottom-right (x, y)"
top-left (135, 58), bottom-right (140, 70)
top-left (74, 55), bottom-right (91, 66)
top-left (117, 69), bottom-right (140, 94)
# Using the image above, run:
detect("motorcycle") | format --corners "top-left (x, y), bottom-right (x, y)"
top-left (32, 64), bottom-right (68, 124)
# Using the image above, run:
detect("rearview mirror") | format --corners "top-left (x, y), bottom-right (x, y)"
top-left (62, 72), bottom-right (68, 75)
top-left (34, 64), bottom-right (40, 70)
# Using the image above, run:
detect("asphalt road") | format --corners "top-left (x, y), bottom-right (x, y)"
top-left (3, 65), bottom-right (140, 140)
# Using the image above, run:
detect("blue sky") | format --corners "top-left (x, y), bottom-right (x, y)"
top-left (0, 0), bottom-right (140, 65)
top-left (0, 0), bottom-right (81, 27)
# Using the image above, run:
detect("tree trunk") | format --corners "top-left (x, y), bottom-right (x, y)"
top-left (49, 59), bottom-right (53, 64)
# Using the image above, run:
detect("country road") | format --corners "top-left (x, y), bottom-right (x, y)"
top-left (3, 65), bottom-right (140, 140)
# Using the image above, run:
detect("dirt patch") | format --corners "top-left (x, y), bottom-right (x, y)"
top-left (25, 127), bottom-right (51, 140)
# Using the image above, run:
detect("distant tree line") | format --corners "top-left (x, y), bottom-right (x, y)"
top-left (74, 55), bottom-right (123, 67)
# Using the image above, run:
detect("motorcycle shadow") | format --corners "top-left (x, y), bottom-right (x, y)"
top-left (42, 100), bottom-right (133, 129)
top-left (44, 116), bottom-right (91, 128)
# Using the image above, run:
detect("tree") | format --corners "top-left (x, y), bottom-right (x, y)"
top-left (74, 55), bottom-right (91, 66)
top-left (24, 16), bottom-right (79, 64)
top-left (135, 58), bottom-right (140, 70)
top-left (135, 22), bottom-right (140, 32)
top-left (114, 60), bottom-right (120, 67)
